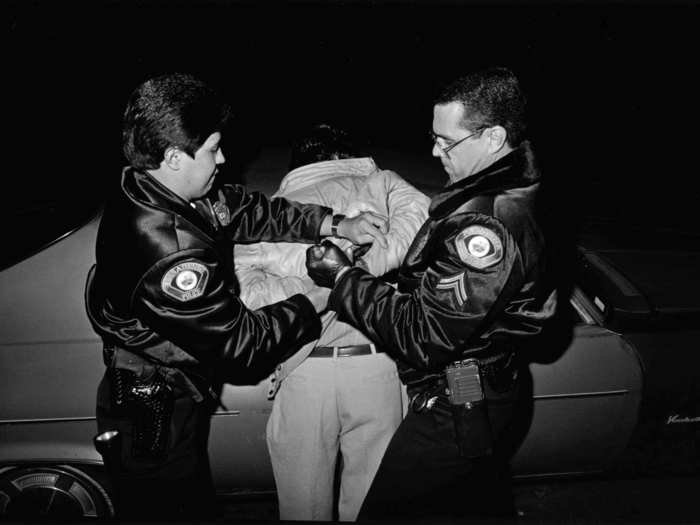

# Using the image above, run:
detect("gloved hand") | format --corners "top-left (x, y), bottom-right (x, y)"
top-left (306, 240), bottom-right (352, 288)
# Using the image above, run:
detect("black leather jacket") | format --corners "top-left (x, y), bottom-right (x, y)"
top-left (329, 141), bottom-right (558, 384)
top-left (86, 168), bottom-right (331, 387)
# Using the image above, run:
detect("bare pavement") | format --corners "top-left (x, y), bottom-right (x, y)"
top-left (218, 475), bottom-right (700, 524)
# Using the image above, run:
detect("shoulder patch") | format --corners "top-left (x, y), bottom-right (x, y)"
top-left (161, 261), bottom-right (209, 302)
top-left (455, 225), bottom-right (503, 269)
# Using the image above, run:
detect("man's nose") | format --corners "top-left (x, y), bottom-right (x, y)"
top-left (431, 143), bottom-right (442, 158)
top-left (216, 149), bottom-right (226, 164)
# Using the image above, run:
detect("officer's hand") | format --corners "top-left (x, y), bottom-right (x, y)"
top-left (304, 286), bottom-right (331, 314)
top-left (306, 240), bottom-right (352, 288)
top-left (337, 212), bottom-right (388, 249)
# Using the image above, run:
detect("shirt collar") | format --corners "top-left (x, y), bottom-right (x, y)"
top-left (275, 157), bottom-right (378, 196)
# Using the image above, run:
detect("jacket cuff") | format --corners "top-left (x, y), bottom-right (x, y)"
top-left (288, 293), bottom-right (322, 340)
top-left (329, 266), bottom-right (364, 312)
top-left (315, 207), bottom-right (334, 243)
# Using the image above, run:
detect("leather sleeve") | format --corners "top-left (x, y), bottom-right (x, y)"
top-left (133, 247), bottom-right (321, 385)
top-left (222, 184), bottom-right (332, 244)
top-left (329, 213), bottom-right (524, 372)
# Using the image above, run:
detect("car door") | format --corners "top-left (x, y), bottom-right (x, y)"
top-left (511, 287), bottom-right (644, 478)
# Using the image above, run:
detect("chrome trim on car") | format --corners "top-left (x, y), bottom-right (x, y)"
top-left (513, 470), bottom-right (602, 480)
top-left (1, 411), bottom-right (250, 424)
top-left (571, 287), bottom-right (605, 326)
top-left (213, 410), bottom-right (242, 416)
top-left (1, 207), bottom-right (103, 272)
top-left (570, 294), bottom-right (595, 325)
top-left (0, 338), bottom-right (101, 347)
top-left (533, 389), bottom-right (629, 400)
top-left (0, 416), bottom-right (96, 425)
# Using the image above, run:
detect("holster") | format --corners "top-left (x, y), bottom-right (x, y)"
top-left (110, 366), bottom-right (173, 459)
top-left (107, 351), bottom-right (175, 460)
top-left (451, 402), bottom-right (494, 458)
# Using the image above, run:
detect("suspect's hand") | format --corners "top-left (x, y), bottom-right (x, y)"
top-left (337, 212), bottom-right (388, 249)
top-left (305, 240), bottom-right (352, 288)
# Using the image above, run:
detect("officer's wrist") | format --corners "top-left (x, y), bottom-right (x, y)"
top-left (331, 214), bottom-right (346, 238)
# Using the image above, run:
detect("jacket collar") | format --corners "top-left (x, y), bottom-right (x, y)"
top-left (121, 167), bottom-right (217, 237)
top-left (275, 157), bottom-right (377, 196)
top-left (429, 140), bottom-right (540, 219)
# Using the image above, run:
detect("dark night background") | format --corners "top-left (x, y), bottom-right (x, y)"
top-left (5, 0), bottom-right (700, 247)
top-left (4, 2), bottom-right (700, 521)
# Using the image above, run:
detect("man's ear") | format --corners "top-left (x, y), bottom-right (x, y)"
top-left (486, 126), bottom-right (508, 154)
top-left (163, 147), bottom-right (182, 170)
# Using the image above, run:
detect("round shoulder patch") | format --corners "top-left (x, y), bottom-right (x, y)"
top-left (161, 261), bottom-right (209, 302)
top-left (455, 225), bottom-right (503, 269)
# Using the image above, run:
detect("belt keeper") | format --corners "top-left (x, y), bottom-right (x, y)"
top-left (334, 343), bottom-right (376, 357)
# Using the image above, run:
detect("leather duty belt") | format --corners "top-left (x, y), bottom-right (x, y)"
top-left (309, 344), bottom-right (383, 358)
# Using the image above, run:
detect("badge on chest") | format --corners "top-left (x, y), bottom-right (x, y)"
top-left (212, 189), bottom-right (231, 227)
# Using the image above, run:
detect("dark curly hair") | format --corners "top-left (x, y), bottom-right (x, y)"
top-left (288, 124), bottom-right (361, 171)
top-left (122, 73), bottom-right (231, 171)
top-left (435, 67), bottom-right (527, 147)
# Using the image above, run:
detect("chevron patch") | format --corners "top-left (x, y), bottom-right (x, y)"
top-left (436, 272), bottom-right (468, 306)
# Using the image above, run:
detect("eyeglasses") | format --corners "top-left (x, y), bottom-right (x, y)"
top-left (430, 128), bottom-right (484, 157)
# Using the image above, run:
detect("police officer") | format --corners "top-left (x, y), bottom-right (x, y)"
top-left (306, 67), bottom-right (569, 520)
top-left (85, 73), bottom-right (388, 520)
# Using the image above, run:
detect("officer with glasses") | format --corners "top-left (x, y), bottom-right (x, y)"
top-left (305, 67), bottom-right (572, 520)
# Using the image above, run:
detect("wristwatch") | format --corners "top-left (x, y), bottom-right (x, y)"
top-left (331, 214), bottom-right (346, 237)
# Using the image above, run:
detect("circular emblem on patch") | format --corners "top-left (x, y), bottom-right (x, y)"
top-left (161, 261), bottom-right (209, 302)
top-left (467, 235), bottom-right (491, 257)
top-left (175, 270), bottom-right (198, 291)
top-left (455, 225), bottom-right (503, 269)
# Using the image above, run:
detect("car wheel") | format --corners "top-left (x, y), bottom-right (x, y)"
top-left (0, 464), bottom-right (114, 519)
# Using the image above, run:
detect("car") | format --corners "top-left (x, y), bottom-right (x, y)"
top-left (1, 149), bottom-right (698, 519)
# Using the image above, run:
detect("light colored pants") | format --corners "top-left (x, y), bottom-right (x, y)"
top-left (266, 351), bottom-right (407, 521)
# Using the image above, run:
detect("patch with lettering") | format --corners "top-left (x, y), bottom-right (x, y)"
top-left (161, 261), bottom-right (209, 302)
top-left (212, 189), bottom-right (231, 226)
top-left (455, 225), bottom-right (503, 269)
top-left (436, 272), bottom-right (468, 306)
